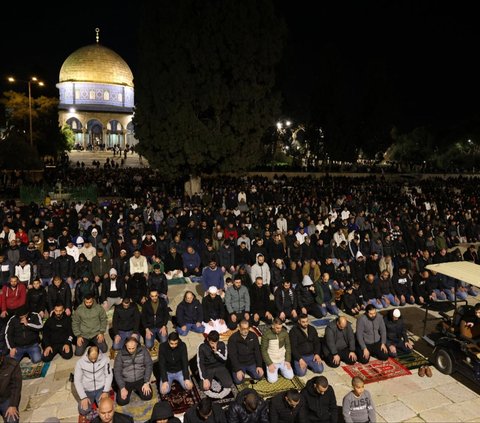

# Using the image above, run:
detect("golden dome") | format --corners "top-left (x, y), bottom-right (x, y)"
top-left (59, 44), bottom-right (133, 87)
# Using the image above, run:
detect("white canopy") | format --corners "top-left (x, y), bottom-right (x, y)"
top-left (426, 262), bottom-right (480, 288)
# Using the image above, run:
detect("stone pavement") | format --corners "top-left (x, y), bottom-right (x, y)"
top-left (67, 150), bottom-right (149, 168)
top-left (18, 282), bottom-right (480, 422)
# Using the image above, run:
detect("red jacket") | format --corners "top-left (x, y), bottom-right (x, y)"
top-left (1, 283), bottom-right (27, 313)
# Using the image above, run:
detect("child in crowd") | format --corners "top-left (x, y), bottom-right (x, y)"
top-left (342, 376), bottom-right (376, 423)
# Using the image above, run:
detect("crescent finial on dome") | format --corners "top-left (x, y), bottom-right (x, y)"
top-left (95, 28), bottom-right (100, 44)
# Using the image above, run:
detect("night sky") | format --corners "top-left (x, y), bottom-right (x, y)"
top-left (2, 1), bottom-right (479, 135)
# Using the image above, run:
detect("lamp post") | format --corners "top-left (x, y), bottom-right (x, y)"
top-left (7, 76), bottom-right (44, 147)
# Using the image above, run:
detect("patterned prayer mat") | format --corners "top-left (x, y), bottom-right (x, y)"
top-left (237, 375), bottom-right (305, 398)
top-left (311, 318), bottom-right (335, 327)
top-left (342, 357), bottom-right (411, 384)
top-left (159, 380), bottom-right (202, 414)
top-left (396, 349), bottom-right (430, 370)
top-left (115, 390), bottom-right (159, 422)
top-left (20, 361), bottom-right (50, 380)
top-left (192, 374), bottom-right (238, 409)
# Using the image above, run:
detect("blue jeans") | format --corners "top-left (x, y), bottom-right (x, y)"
top-left (366, 299), bottom-right (384, 309)
top-left (13, 344), bottom-right (42, 363)
top-left (112, 330), bottom-right (133, 350)
top-left (293, 354), bottom-right (324, 376)
top-left (160, 370), bottom-right (187, 394)
top-left (232, 364), bottom-right (263, 384)
top-left (381, 294), bottom-right (399, 308)
top-left (145, 327), bottom-right (167, 349)
top-left (320, 302), bottom-right (340, 316)
top-left (177, 323), bottom-right (205, 336)
top-left (0, 398), bottom-right (19, 423)
top-left (78, 388), bottom-right (104, 415)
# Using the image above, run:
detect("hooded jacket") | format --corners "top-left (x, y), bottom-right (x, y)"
top-left (74, 349), bottom-right (113, 399)
top-left (301, 378), bottom-right (338, 423)
top-left (249, 254), bottom-right (271, 285)
top-left (6, 311), bottom-right (43, 349)
top-left (197, 339), bottom-right (228, 381)
top-left (0, 282), bottom-right (27, 313)
top-left (145, 402), bottom-right (181, 423)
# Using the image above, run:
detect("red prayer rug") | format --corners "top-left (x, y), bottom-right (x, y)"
top-left (342, 357), bottom-right (411, 384)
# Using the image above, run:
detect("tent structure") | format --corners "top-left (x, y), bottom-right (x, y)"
top-left (426, 262), bottom-right (480, 288)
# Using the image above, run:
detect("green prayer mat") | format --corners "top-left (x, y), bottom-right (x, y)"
top-left (237, 375), bottom-right (305, 398)
top-left (20, 361), bottom-right (50, 379)
top-left (396, 349), bottom-right (430, 370)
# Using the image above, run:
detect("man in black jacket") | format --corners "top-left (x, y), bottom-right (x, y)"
top-left (158, 332), bottom-right (193, 394)
top-left (269, 389), bottom-right (305, 423)
top-left (249, 276), bottom-right (273, 326)
top-left (227, 319), bottom-right (264, 384)
top-left (36, 251), bottom-right (55, 287)
top-left (6, 305), bottom-right (43, 363)
top-left (141, 288), bottom-right (169, 350)
top-left (226, 388), bottom-right (268, 423)
top-left (322, 316), bottom-right (357, 367)
top-left (0, 354), bottom-right (22, 423)
top-left (47, 275), bottom-right (72, 316)
top-left (111, 297), bottom-right (141, 350)
top-left (301, 375), bottom-right (337, 423)
top-left (54, 247), bottom-right (75, 287)
top-left (289, 314), bottom-right (324, 377)
top-left (184, 397), bottom-right (226, 423)
top-left (42, 303), bottom-right (74, 362)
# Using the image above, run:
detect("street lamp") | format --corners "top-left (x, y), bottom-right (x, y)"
top-left (7, 76), bottom-right (44, 147)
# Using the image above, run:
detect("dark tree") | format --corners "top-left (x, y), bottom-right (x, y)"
top-left (134, 0), bottom-right (286, 180)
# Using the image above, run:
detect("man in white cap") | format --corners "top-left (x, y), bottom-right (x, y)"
top-left (100, 268), bottom-right (126, 311)
top-left (383, 308), bottom-right (414, 357)
top-left (202, 286), bottom-right (228, 334)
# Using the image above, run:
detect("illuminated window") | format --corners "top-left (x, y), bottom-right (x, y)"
top-left (89, 90), bottom-right (95, 100)
top-left (75, 90), bottom-right (80, 100)
top-left (118, 93), bottom-right (123, 102)
top-left (104, 91), bottom-right (110, 101)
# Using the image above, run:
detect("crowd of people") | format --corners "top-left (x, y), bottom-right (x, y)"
top-left (0, 173), bottom-right (479, 422)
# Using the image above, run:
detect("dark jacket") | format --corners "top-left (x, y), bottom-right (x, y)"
top-left (36, 256), bottom-right (55, 279)
top-left (202, 294), bottom-right (226, 321)
top-left (249, 284), bottom-right (272, 315)
top-left (112, 303), bottom-right (141, 335)
top-left (54, 254), bottom-right (75, 278)
top-left (384, 312), bottom-right (408, 345)
top-left (392, 271), bottom-right (413, 297)
top-left (6, 312), bottom-right (43, 348)
top-left (141, 298), bottom-right (169, 329)
top-left (197, 339), bottom-right (228, 380)
top-left (74, 280), bottom-right (99, 307)
top-left (47, 280), bottom-right (72, 312)
top-left (74, 256), bottom-right (92, 280)
top-left (323, 319), bottom-right (356, 356)
top-left (184, 401), bottom-right (226, 423)
top-left (42, 312), bottom-right (73, 347)
top-left (147, 272), bottom-right (168, 296)
top-left (289, 323), bottom-right (321, 361)
top-left (227, 330), bottom-right (263, 371)
top-left (226, 388), bottom-right (269, 423)
top-left (301, 378), bottom-right (338, 423)
top-left (92, 412), bottom-right (133, 423)
top-left (27, 286), bottom-right (47, 313)
top-left (274, 287), bottom-right (298, 314)
top-left (144, 401), bottom-right (181, 423)
top-left (158, 340), bottom-right (190, 382)
top-left (0, 356), bottom-right (22, 407)
top-left (176, 298), bottom-right (203, 326)
top-left (100, 277), bottom-right (126, 302)
top-left (270, 391), bottom-right (306, 423)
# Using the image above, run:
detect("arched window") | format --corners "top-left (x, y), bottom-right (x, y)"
top-left (104, 91), bottom-right (110, 101)
top-left (89, 90), bottom-right (95, 100)
top-left (75, 89), bottom-right (80, 100)
top-left (118, 93), bottom-right (123, 102)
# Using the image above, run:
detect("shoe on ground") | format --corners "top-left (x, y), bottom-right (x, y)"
top-left (418, 366), bottom-right (426, 377)
top-left (425, 365), bottom-right (433, 377)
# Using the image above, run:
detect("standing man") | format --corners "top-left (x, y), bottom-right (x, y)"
top-left (261, 318), bottom-right (294, 383)
top-left (289, 313), bottom-right (324, 377)
top-left (114, 336), bottom-right (153, 406)
top-left (227, 319), bottom-right (264, 384)
top-left (301, 375), bottom-right (337, 423)
top-left (42, 303), bottom-right (74, 362)
top-left (0, 353), bottom-right (21, 423)
top-left (356, 304), bottom-right (388, 364)
top-left (323, 316), bottom-right (357, 367)
top-left (141, 288), bottom-right (169, 349)
top-left (72, 294), bottom-right (108, 355)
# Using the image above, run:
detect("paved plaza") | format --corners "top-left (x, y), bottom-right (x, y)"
top-left (15, 280), bottom-right (480, 423)
top-left (67, 150), bottom-right (149, 168)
